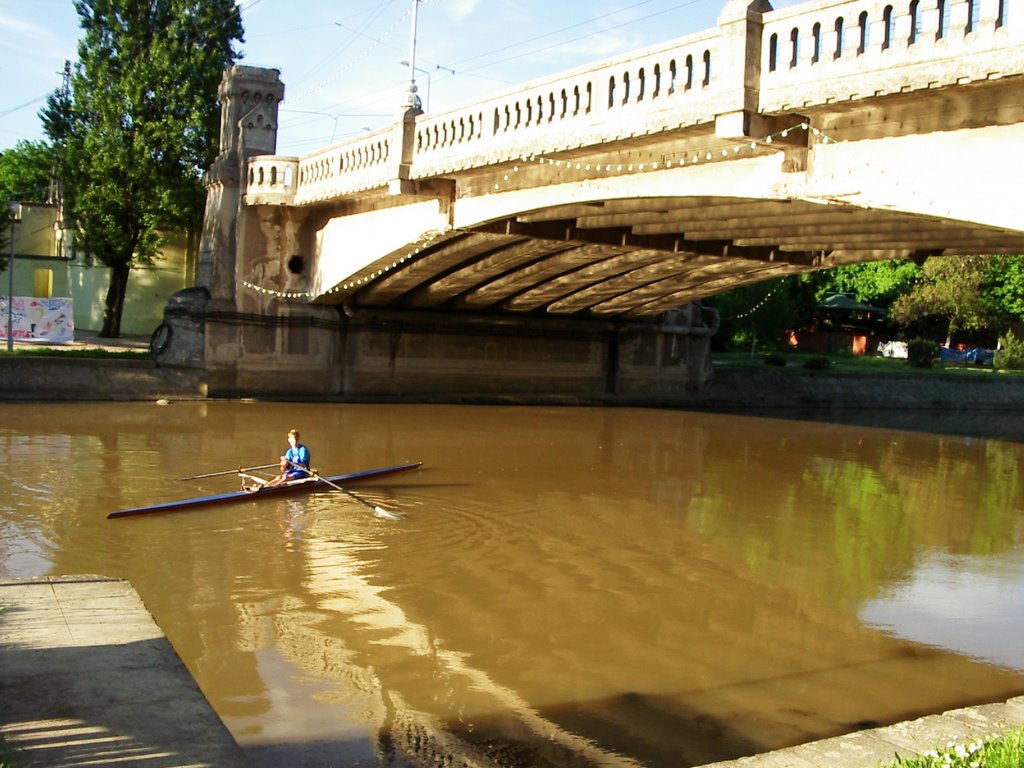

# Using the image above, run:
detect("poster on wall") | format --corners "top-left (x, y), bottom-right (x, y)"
top-left (0, 297), bottom-right (75, 343)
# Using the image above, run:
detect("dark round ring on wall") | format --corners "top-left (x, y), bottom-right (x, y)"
top-left (150, 323), bottom-right (172, 360)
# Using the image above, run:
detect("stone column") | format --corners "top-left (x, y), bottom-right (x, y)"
top-left (196, 66), bottom-right (285, 302)
top-left (714, 0), bottom-right (773, 139)
top-left (156, 66), bottom-right (285, 369)
top-left (388, 105), bottom-right (423, 196)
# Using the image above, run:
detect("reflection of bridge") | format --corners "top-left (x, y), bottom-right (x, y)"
top-left (175, 0), bottom-right (1024, 398)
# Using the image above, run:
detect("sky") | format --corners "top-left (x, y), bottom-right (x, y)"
top-left (0, 0), bottom-right (791, 157)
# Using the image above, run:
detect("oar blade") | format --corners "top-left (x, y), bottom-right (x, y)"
top-left (286, 459), bottom-right (404, 520)
top-left (373, 506), bottom-right (403, 521)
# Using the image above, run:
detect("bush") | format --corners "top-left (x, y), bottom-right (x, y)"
top-left (996, 330), bottom-right (1024, 370)
top-left (764, 355), bottom-right (787, 367)
top-left (802, 356), bottom-right (831, 370)
top-left (907, 338), bottom-right (939, 368)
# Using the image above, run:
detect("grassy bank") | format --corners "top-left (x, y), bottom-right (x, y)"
top-left (882, 726), bottom-right (1024, 767)
top-left (715, 349), bottom-right (1024, 379)
top-left (0, 347), bottom-right (149, 360)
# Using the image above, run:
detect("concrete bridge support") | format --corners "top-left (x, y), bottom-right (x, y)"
top-left (157, 66), bottom-right (342, 396)
top-left (332, 304), bottom-right (716, 402)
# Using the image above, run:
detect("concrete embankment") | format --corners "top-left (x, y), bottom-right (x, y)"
top-left (695, 365), bottom-right (1024, 411)
top-left (3, 353), bottom-right (1024, 410)
top-left (0, 575), bottom-right (246, 768)
top-left (0, 356), bottom-right (206, 401)
top-left (696, 698), bottom-right (1024, 768)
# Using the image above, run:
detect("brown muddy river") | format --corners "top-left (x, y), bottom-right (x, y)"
top-left (2, 401), bottom-right (1024, 767)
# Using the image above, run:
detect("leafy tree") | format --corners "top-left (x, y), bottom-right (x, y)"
top-left (0, 140), bottom-right (57, 205)
top-left (995, 329), bottom-right (1024, 370)
top-left (0, 140), bottom-right (60, 272)
top-left (810, 260), bottom-right (920, 308)
top-left (889, 255), bottom-right (995, 346)
top-left (42, 0), bottom-right (243, 337)
top-left (707, 275), bottom-right (817, 351)
top-left (985, 254), bottom-right (1024, 321)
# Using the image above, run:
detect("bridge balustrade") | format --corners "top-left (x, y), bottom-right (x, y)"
top-left (244, 156), bottom-right (298, 205)
top-left (760, 0), bottom-right (1023, 111)
top-left (242, 0), bottom-right (1024, 205)
top-left (409, 28), bottom-right (724, 177)
top-left (292, 129), bottom-right (394, 204)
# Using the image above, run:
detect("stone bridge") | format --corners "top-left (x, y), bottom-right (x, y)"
top-left (169, 0), bottom-right (1024, 399)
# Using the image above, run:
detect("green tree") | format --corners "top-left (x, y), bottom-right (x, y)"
top-left (889, 255), bottom-right (995, 346)
top-left (42, 0), bottom-right (243, 337)
top-left (985, 254), bottom-right (1024, 321)
top-left (707, 275), bottom-right (817, 351)
top-left (0, 140), bottom-right (60, 272)
top-left (0, 140), bottom-right (57, 206)
top-left (811, 260), bottom-right (920, 308)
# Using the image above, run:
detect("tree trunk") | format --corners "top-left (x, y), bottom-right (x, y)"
top-left (99, 261), bottom-right (131, 338)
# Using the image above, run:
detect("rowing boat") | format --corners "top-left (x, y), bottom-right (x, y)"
top-left (107, 462), bottom-right (421, 519)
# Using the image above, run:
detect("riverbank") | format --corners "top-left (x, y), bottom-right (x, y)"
top-left (698, 364), bottom-right (1024, 411)
top-left (0, 576), bottom-right (246, 767)
top-left (0, 331), bottom-right (208, 401)
top-left (3, 349), bottom-right (1024, 412)
top-left (699, 698), bottom-right (1024, 768)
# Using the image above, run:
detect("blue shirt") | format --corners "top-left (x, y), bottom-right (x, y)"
top-left (284, 444), bottom-right (310, 477)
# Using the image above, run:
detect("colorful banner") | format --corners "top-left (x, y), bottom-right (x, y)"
top-left (0, 297), bottom-right (75, 343)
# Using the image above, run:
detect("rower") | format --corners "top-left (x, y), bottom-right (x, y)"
top-left (264, 429), bottom-right (311, 487)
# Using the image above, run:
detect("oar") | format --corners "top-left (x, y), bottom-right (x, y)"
top-left (288, 461), bottom-right (401, 520)
top-left (178, 463), bottom-right (281, 481)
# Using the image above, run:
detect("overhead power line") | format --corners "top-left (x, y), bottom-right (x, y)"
top-left (0, 94), bottom-right (48, 120)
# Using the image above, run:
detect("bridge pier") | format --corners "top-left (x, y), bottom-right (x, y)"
top-left (193, 305), bottom-right (715, 401)
top-left (333, 306), bottom-right (716, 401)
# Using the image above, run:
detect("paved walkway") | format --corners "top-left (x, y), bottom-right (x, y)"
top-left (0, 576), bottom-right (246, 768)
top-left (6, 328), bottom-right (151, 354)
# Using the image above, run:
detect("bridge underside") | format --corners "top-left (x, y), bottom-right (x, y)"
top-left (298, 79), bottom-right (1024, 321)
top-left (317, 194), bottom-right (1024, 321)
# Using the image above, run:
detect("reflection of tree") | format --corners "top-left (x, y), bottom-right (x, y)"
top-left (689, 424), bottom-right (1024, 607)
top-left (881, 437), bottom-right (1023, 557)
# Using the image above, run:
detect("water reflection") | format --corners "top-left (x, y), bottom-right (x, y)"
top-left (861, 552), bottom-right (1024, 670)
top-left (2, 402), bottom-right (1024, 767)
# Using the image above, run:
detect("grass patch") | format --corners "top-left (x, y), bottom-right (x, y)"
top-left (0, 735), bottom-right (24, 768)
top-left (0, 347), bottom-right (149, 360)
top-left (715, 350), bottom-right (1024, 378)
top-left (880, 727), bottom-right (1024, 767)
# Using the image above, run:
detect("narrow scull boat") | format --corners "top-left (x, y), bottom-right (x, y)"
top-left (108, 462), bottom-right (421, 519)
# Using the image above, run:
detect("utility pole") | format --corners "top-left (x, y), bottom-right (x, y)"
top-left (48, 61), bottom-right (71, 208)
top-left (404, 0), bottom-right (422, 110)
top-left (6, 202), bottom-right (20, 352)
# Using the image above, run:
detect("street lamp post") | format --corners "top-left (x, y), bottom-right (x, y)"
top-left (399, 61), bottom-right (430, 110)
top-left (6, 201), bottom-right (20, 353)
top-left (398, 61), bottom-right (455, 112)
top-left (405, 0), bottom-right (422, 110)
